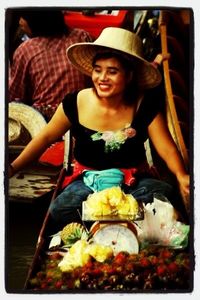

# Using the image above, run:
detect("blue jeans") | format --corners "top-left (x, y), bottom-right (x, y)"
top-left (49, 178), bottom-right (173, 223)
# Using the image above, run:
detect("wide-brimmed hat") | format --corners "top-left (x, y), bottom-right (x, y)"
top-left (8, 102), bottom-right (47, 145)
top-left (67, 27), bottom-right (162, 89)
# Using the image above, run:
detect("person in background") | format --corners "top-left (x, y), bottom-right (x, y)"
top-left (8, 9), bottom-right (93, 121)
top-left (9, 27), bottom-right (189, 224)
top-left (6, 9), bottom-right (23, 64)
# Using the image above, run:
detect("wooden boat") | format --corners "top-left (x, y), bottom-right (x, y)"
top-left (24, 159), bottom-right (192, 292)
top-left (23, 165), bottom-right (192, 292)
top-left (23, 9), bottom-right (193, 292)
top-left (24, 129), bottom-right (192, 292)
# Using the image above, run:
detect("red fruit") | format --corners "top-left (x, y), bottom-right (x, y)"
top-left (156, 264), bottom-right (166, 275)
top-left (102, 264), bottom-right (115, 275)
top-left (140, 257), bottom-right (150, 268)
top-left (47, 277), bottom-right (53, 284)
top-left (73, 267), bottom-right (83, 278)
top-left (41, 282), bottom-right (48, 289)
top-left (84, 261), bottom-right (93, 269)
top-left (160, 249), bottom-right (173, 259)
top-left (55, 280), bottom-right (63, 289)
top-left (91, 268), bottom-right (103, 276)
top-left (157, 258), bottom-right (165, 265)
top-left (67, 279), bottom-right (74, 289)
top-left (114, 252), bottom-right (127, 264)
top-left (168, 262), bottom-right (179, 273)
top-left (125, 262), bottom-right (134, 272)
top-left (149, 255), bottom-right (158, 265)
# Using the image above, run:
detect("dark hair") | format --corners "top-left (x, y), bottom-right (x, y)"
top-left (92, 50), bottom-right (140, 104)
top-left (20, 9), bottom-right (68, 37)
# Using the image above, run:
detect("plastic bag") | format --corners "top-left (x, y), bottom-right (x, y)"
top-left (134, 194), bottom-right (189, 248)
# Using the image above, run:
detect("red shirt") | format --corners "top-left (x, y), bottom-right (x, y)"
top-left (9, 28), bottom-right (92, 120)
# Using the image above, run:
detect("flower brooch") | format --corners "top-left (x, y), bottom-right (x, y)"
top-left (91, 123), bottom-right (136, 152)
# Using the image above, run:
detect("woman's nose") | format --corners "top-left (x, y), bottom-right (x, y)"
top-left (99, 71), bottom-right (108, 81)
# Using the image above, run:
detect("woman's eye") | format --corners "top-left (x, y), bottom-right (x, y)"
top-left (108, 70), bottom-right (117, 75)
top-left (93, 68), bottom-right (118, 75)
top-left (93, 68), bottom-right (101, 73)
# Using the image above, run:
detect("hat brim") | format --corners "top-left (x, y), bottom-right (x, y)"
top-left (67, 43), bottom-right (162, 89)
top-left (8, 118), bottom-right (22, 143)
top-left (9, 102), bottom-right (47, 139)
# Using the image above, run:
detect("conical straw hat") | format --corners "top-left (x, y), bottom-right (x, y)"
top-left (8, 102), bottom-right (47, 145)
top-left (67, 27), bottom-right (162, 89)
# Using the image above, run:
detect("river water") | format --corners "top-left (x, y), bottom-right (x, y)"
top-left (6, 196), bottom-right (51, 292)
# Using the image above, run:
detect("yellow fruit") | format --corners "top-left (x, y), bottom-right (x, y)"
top-left (85, 186), bottom-right (139, 218)
top-left (58, 240), bottom-right (90, 272)
top-left (61, 222), bottom-right (86, 246)
top-left (86, 243), bottom-right (113, 262)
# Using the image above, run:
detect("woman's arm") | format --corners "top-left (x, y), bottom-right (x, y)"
top-left (9, 103), bottom-right (71, 177)
top-left (148, 112), bottom-right (189, 196)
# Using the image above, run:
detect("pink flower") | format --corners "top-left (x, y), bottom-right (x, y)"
top-left (124, 127), bottom-right (136, 138)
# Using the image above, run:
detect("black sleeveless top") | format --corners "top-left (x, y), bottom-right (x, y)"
top-left (62, 88), bottom-right (163, 170)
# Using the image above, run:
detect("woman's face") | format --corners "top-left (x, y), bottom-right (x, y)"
top-left (19, 17), bottom-right (32, 37)
top-left (92, 56), bottom-right (132, 99)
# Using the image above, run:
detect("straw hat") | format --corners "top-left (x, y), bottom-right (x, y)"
top-left (67, 27), bottom-right (162, 89)
top-left (9, 118), bottom-right (23, 144)
top-left (8, 102), bottom-right (47, 145)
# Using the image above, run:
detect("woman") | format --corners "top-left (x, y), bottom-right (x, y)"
top-left (9, 27), bottom-right (189, 223)
top-left (8, 9), bottom-right (92, 121)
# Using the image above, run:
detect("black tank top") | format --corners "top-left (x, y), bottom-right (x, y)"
top-left (62, 87), bottom-right (163, 170)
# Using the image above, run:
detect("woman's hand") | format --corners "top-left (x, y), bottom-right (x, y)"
top-left (148, 114), bottom-right (190, 214)
top-left (152, 53), bottom-right (171, 68)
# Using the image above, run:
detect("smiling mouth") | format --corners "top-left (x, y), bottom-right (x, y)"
top-left (98, 84), bottom-right (111, 91)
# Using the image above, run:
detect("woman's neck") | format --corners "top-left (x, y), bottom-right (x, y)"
top-left (92, 88), bottom-right (128, 110)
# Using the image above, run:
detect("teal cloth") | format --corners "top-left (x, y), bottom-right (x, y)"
top-left (83, 168), bottom-right (124, 192)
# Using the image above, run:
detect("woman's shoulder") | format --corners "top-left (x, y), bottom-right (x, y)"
top-left (135, 85), bottom-right (165, 125)
top-left (77, 88), bottom-right (93, 105)
top-left (62, 88), bottom-right (90, 107)
top-left (62, 88), bottom-right (92, 124)
top-left (78, 88), bottom-right (92, 97)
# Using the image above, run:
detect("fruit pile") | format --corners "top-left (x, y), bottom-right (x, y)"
top-left (28, 246), bottom-right (190, 291)
top-left (84, 186), bottom-right (139, 217)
